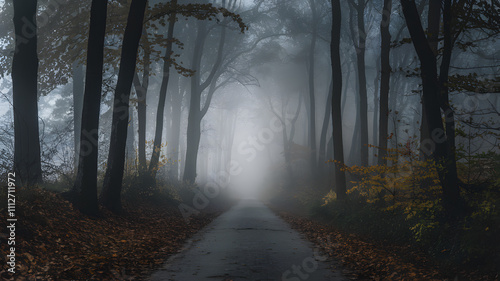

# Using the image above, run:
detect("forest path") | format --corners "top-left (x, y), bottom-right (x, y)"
top-left (148, 199), bottom-right (345, 281)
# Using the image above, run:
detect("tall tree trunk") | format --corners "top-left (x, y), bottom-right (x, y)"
top-left (183, 23), bottom-right (206, 184)
top-left (401, 0), bottom-right (462, 218)
top-left (167, 76), bottom-right (182, 181)
top-left (12, 0), bottom-right (42, 187)
top-left (331, 0), bottom-right (347, 199)
top-left (378, 0), bottom-right (392, 166)
top-left (148, 2), bottom-right (176, 178)
top-left (438, 0), bottom-right (461, 216)
top-left (318, 80), bottom-right (333, 169)
top-left (372, 63), bottom-right (380, 164)
top-left (348, 114), bottom-right (360, 164)
top-left (73, 62), bottom-right (84, 171)
top-left (133, 41), bottom-right (150, 177)
top-left (72, 0), bottom-right (108, 215)
top-left (224, 112), bottom-right (237, 173)
top-left (346, 55), bottom-right (360, 165)
top-left (427, 0), bottom-right (440, 55)
top-left (420, 0), bottom-right (440, 160)
top-left (183, 101), bottom-right (201, 183)
top-left (308, 0), bottom-right (318, 174)
top-left (341, 61), bottom-right (351, 117)
top-left (183, 15), bottom-right (226, 183)
top-left (280, 95), bottom-right (302, 182)
top-left (326, 135), bottom-right (333, 162)
top-left (353, 0), bottom-right (369, 166)
top-left (100, 0), bottom-right (147, 212)
top-left (125, 106), bottom-right (135, 163)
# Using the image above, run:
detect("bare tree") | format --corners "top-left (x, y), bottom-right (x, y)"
top-left (307, 0), bottom-right (318, 174)
top-left (147, 0), bottom-right (177, 179)
top-left (330, 0), bottom-right (347, 199)
top-left (400, 0), bottom-right (461, 218)
top-left (100, 0), bottom-right (148, 212)
top-left (348, 0), bottom-right (369, 167)
top-left (377, 0), bottom-right (392, 166)
top-left (71, 0), bottom-right (108, 215)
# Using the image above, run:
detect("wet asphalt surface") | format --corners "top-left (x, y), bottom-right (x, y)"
top-left (149, 199), bottom-right (346, 281)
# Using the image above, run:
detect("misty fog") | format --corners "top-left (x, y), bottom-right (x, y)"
top-left (0, 0), bottom-right (499, 279)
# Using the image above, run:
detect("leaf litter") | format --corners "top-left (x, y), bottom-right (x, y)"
top-left (276, 211), bottom-right (498, 281)
top-left (0, 188), bottom-right (219, 280)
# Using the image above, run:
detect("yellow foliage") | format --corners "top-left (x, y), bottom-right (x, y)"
top-left (322, 190), bottom-right (337, 206)
top-left (327, 137), bottom-right (445, 241)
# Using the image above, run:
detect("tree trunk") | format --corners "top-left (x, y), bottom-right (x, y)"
top-left (353, 0), bottom-right (369, 166)
top-left (308, 0), bottom-right (318, 174)
top-left (427, 0), bottom-right (440, 55)
top-left (401, 0), bottom-right (462, 218)
top-left (183, 16), bottom-right (226, 183)
top-left (341, 61), bottom-right (351, 117)
top-left (372, 64), bottom-right (380, 164)
top-left (326, 135), bottom-right (333, 163)
top-left (12, 0), bottom-right (42, 187)
top-left (318, 80), bottom-right (333, 169)
top-left (331, 0), bottom-right (347, 199)
top-left (100, 0), bottom-right (147, 212)
top-left (183, 101), bottom-right (201, 183)
top-left (72, 0), bottom-right (108, 216)
top-left (167, 76), bottom-right (182, 181)
top-left (148, 3), bottom-right (176, 178)
top-left (438, 0), bottom-right (461, 217)
top-left (348, 115), bottom-right (360, 164)
top-left (125, 106), bottom-right (135, 163)
top-left (420, 0), bottom-right (440, 160)
top-left (183, 22), bottom-right (206, 184)
top-left (133, 45), bottom-right (150, 177)
top-left (73, 62), bottom-right (84, 171)
top-left (377, 0), bottom-right (391, 166)
top-left (346, 56), bottom-right (360, 165)
top-left (286, 95), bottom-right (302, 181)
top-left (224, 112), bottom-right (237, 173)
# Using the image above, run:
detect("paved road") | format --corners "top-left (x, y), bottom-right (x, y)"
top-left (149, 199), bottom-right (345, 281)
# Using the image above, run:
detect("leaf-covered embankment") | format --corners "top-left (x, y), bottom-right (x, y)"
top-left (0, 188), bottom-right (220, 280)
top-left (275, 210), bottom-right (498, 281)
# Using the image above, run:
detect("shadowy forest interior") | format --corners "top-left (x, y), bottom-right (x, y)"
top-left (0, 0), bottom-right (499, 280)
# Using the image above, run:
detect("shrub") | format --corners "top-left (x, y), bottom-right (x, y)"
top-left (322, 137), bottom-right (500, 269)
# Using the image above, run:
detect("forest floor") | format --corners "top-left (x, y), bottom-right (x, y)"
top-left (0, 187), bottom-right (225, 280)
top-left (1, 187), bottom-right (497, 281)
top-left (273, 208), bottom-right (499, 281)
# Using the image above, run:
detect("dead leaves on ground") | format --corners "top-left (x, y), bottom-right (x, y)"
top-left (276, 212), bottom-right (497, 281)
top-left (0, 188), bottom-right (217, 280)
